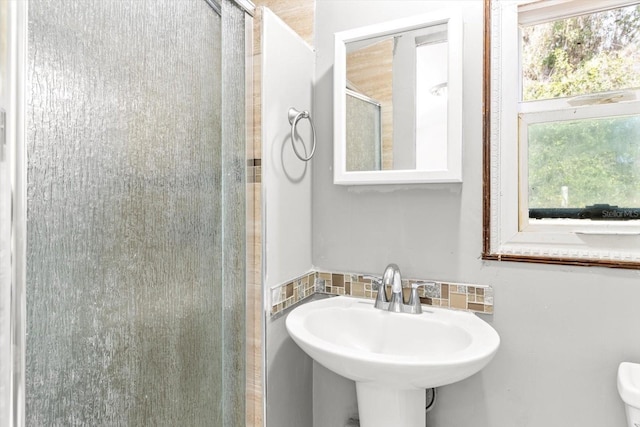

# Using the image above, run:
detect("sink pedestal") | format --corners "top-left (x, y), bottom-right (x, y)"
top-left (286, 296), bottom-right (500, 427)
top-left (356, 383), bottom-right (425, 427)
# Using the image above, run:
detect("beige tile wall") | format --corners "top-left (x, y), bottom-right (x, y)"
top-left (246, 2), bottom-right (315, 426)
top-left (245, 172), bottom-right (262, 427)
top-left (246, 6), bottom-right (262, 426)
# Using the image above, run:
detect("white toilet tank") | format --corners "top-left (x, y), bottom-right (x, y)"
top-left (618, 362), bottom-right (640, 427)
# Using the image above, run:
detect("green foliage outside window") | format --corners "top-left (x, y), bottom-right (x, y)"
top-left (522, 4), bottom-right (640, 210)
top-left (528, 116), bottom-right (640, 208)
top-left (522, 5), bottom-right (640, 100)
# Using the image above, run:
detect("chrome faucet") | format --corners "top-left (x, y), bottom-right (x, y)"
top-left (383, 263), bottom-right (403, 312)
top-left (369, 264), bottom-right (431, 314)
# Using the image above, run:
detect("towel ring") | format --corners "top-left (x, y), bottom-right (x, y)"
top-left (288, 107), bottom-right (316, 161)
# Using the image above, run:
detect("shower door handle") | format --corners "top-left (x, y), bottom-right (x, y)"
top-left (0, 108), bottom-right (5, 162)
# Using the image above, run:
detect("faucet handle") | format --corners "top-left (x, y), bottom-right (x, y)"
top-left (362, 275), bottom-right (388, 307)
top-left (362, 275), bottom-right (382, 287)
top-left (411, 282), bottom-right (435, 290)
top-left (408, 282), bottom-right (435, 314)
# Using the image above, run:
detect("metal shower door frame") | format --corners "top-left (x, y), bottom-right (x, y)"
top-left (3, 1), bottom-right (28, 426)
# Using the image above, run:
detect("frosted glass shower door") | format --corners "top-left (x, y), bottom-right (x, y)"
top-left (24, 0), bottom-right (245, 425)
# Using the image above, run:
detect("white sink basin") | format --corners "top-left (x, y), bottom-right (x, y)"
top-left (286, 295), bottom-right (500, 427)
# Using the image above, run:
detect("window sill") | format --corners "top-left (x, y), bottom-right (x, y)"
top-left (487, 228), bottom-right (640, 267)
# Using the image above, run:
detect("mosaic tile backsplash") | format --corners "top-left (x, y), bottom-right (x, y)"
top-left (270, 271), bottom-right (494, 317)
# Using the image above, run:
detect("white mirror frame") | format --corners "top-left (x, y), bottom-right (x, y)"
top-left (333, 11), bottom-right (463, 185)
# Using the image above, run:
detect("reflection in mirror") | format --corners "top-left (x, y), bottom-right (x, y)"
top-left (344, 24), bottom-right (449, 172)
top-left (415, 27), bottom-right (448, 171)
top-left (334, 11), bottom-right (463, 184)
top-left (346, 87), bottom-right (382, 171)
top-left (345, 37), bottom-right (392, 171)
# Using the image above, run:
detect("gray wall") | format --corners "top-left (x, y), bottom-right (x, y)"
top-left (267, 310), bottom-right (313, 427)
top-left (313, 363), bottom-right (358, 427)
top-left (313, 1), bottom-right (640, 426)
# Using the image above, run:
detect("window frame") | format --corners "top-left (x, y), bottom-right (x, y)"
top-left (519, 101), bottom-right (640, 224)
top-left (483, 0), bottom-right (640, 269)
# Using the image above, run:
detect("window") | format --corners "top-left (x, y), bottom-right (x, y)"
top-left (484, 0), bottom-right (640, 268)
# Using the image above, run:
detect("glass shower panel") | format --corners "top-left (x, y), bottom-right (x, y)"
top-left (220, 3), bottom-right (247, 425)
top-left (26, 0), bottom-right (224, 425)
top-left (346, 92), bottom-right (382, 171)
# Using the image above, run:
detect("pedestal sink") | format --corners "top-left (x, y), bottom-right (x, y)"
top-left (285, 296), bottom-right (500, 427)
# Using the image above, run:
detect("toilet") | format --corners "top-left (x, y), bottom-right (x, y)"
top-left (618, 362), bottom-right (640, 427)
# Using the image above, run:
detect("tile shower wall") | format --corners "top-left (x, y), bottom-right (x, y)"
top-left (270, 270), bottom-right (494, 317)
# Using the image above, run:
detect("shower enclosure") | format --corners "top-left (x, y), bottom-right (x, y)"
top-left (345, 89), bottom-right (382, 171)
top-left (0, 0), bottom-right (253, 425)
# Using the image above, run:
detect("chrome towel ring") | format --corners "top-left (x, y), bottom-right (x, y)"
top-left (288, 107), bottom-right (316, 161)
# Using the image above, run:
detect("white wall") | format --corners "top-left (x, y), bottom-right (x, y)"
top-left (262, 8), bottom-right (315, 427)
top-left (313, 1), bottom-right (640, 426)
top-left (262, 8), bottom-right (314, 291)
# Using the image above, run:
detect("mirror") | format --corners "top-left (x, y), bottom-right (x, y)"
top-left (334, 11), bottom-right (463, 185)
